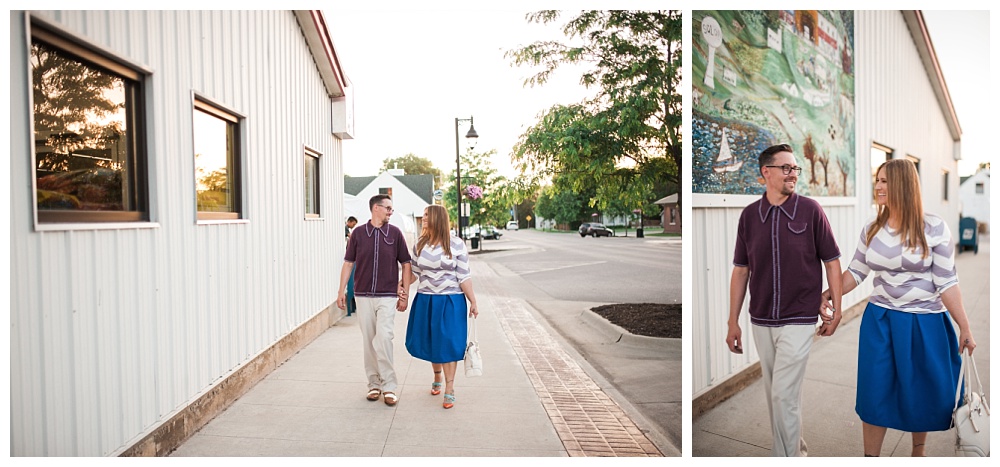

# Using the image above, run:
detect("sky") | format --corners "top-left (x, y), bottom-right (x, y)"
top-left (325, 9), bottom-right (593, 180)
top-left (922, 10), bottom-right (991, 177)
top-left (326, 8), bottom-right (991, 181)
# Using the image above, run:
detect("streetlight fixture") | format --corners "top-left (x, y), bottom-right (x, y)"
top-left (455, 116), bottom-right (478, 241)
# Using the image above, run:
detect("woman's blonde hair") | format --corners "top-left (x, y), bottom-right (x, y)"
top-left (416, 204), bottom-right (453, 259)
top-left (866, 158), bottom-right (928, 258)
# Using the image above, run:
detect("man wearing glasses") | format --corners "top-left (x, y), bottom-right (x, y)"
top-left (725, 143), bottom-right (844, 456)
top-left (337, 194), bottom-right (412, 406)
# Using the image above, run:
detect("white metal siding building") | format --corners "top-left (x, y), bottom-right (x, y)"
top-left (10, 10), bottom-right (355, 455)
top-left (693, 11), bottom-right (963, 399)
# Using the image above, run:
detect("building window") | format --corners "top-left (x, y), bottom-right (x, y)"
top-left (906, 154), bottom-right (921, 176)
top-left (870, 143), bottom-right (892, 181)
top-left (31, 25), bottom-right (148, 223)
top-left (304, 147), bottom-right (321, 218)
top-left (942, 170), bottom-right (949, 201)
top-left (379, 187), bottom-right (393, 197)
top-left (976, 183), bottom-right (984, 194)
top-left (669, 207), bottom-right (677, 225)
top-left (193, 98), bottom-right (242, 220)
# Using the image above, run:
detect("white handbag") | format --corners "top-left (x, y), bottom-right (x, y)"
top-left (952, 349), bottom-right (990, 457)
top-left (464, 318), bottom-right (483, 377)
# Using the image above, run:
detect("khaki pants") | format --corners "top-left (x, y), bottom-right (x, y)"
top-left (357, 297), bottom-right (399, 392)
top-left (752, 324), bottom-right (814, 457)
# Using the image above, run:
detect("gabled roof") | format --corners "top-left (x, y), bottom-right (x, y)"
top-left (345, 173), bottom-right (435, 204)
top-left (655, 194), bottom-right (679, 204)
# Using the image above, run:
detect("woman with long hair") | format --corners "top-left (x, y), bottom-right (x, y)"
top-left (404, 204), bottom-right (479, 409)
top-left (822, 159), bottom-right (977, 456)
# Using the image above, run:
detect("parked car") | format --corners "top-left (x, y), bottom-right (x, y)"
top-left (481, 226), bottom-right (503, 240)
top-left (506, 220), bottom-right (519, 231)
top-left (579, 222), bottom-right (613, 237)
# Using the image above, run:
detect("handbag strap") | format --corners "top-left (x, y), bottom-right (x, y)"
top-left (954, 350), bottom-right (970, 411)
top-left (468, 317), bottom-right (478, 344)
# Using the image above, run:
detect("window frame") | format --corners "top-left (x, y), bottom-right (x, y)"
top-left (192, 95), bottom-right (244, 222)
top-left (942, 170), bottom-right (949, 201)
top-left (304, 146), bottom-right (321, 219)
top-left (29, 19), bottom-right (151, 225)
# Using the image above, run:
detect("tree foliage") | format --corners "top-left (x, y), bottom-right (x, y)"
top-left (32, 41), bottom-right (126, 173)
top-left (507, 10), bottom-right (682, 213)
top-left (443, 149), bottom-right (519, 230)
top-left (381, 153), bottom-right (443, 186)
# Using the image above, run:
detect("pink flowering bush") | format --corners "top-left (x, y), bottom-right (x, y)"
top-left (464, 184), bottom-right (483, 200)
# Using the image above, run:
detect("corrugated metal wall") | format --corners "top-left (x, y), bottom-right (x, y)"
top-left (693, 11), bottom-right (961, 397)
top-left (10, 10), bottom-right (347, 455)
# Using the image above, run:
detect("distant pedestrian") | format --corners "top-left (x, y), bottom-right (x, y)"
top-left (404, 204), bottom-right (479, 409)
top-left (726, 143), bottom-right (843, 457)
top-left (345, 216), bottom-right (358, 316)
top-left (337, 195), bottom-right (411, 406)
top-left (821, 158), bottom-right (977, 457)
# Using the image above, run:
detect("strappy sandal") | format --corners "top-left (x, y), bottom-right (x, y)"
top-left (383, 391), bottom-right (398, 406)
top-left (431, 370), bottom-right (443, 395)
top-left (443, 392), bottom-right (455, 409)
top-left (366, 388), bottom-right (381, 401)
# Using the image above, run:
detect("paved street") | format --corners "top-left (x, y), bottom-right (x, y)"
top-left (472, 229), bottom-right (683, 453)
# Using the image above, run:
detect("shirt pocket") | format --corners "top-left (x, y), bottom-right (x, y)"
top-left (786, 222), bottom-right (811, 248)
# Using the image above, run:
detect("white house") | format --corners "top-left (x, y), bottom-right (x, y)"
top-left (345, 169), bottom-right (434, 245)
top-left (693, 11), bottom-right (963, 408)
top-left (10, 10), bottom-right (355, 456)
top-left (959, 168), bottom-right (990, 231)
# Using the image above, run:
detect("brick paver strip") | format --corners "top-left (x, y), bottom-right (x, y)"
top-left (478, 274), bottom-right (663, 457)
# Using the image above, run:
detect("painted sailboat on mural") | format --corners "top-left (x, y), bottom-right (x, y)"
top-left (713, 128), bottom-right (742, 173)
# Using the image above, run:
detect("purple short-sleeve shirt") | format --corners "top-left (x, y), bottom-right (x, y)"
top-left (734, 193), bottom-right (841, 326)
top-left (345, 221), bottom-right (412, 297)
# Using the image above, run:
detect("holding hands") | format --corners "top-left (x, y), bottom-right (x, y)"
top-left (817, 289), bottom-right (842, 337)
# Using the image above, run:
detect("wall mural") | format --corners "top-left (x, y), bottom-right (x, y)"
top-left (693, 10), bottom-right (856, 196)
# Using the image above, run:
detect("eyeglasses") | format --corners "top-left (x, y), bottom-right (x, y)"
top-left (377, 204), bottom-right (394, 212)
top-left (765, 165), bottom-right (802, 175)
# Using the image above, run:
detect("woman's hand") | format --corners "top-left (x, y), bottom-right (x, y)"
top-left (959, 330), bottom-right (977, 355)
top-left (819, 289), bottom-right (835, 323)
top-left (468, 301), bottom-right (479, 318)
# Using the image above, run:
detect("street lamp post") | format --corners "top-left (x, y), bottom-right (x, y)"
top-left (455, 116), bottom-right (478, 241)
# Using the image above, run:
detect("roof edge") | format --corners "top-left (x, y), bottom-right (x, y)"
top-left (294, 10), bottom-right (348, 98)
top-left (902, 10), bottom-right (961, 141)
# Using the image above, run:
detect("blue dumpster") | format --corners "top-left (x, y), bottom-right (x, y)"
top-left (958, 217), bottom-right (978, 254)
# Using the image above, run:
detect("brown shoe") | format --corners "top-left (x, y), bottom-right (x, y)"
top-left (366, 388), bottom-right (381, 401)
top-left (383, 392), bottom-right (398, 406)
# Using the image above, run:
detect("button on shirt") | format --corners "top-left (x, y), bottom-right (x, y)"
top-left (345, 221), bottom-right (412, 297)
top-left (733, 193), bottom-right (841, 326)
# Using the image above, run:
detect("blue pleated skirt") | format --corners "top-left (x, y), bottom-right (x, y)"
top-left (855, 302), bottom-right (962, 432)
top-left (405, 293), bottom-right (468, 364)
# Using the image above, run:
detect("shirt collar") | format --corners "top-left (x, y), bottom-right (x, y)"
top-left (757, 192), bottom-right (799, 223)
top-left (364, 220), bottom-right (390, 237)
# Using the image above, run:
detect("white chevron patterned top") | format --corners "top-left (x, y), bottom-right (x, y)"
top-left (847, 214), bottom-right (958, 313)
top-left (410, 236), bottom-right (471, 295)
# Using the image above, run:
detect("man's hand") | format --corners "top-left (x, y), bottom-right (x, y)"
top-left (816, 311), bottom-right (842, 336)
top-left (336, 292), bottom-right (347, 310)
top-left (819, 289), bottom-right (835, 323)
top-left (396, 296), bottom-right (408, 312)
top-left (726, 323), bottom-right (743, 354)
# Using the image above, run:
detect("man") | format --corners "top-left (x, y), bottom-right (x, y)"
top-left (337, 195), bottom-right (411, 406)
top-left (726, 143), bottom-right (844, 457)
top-left (345, 216), bottom-right (358, 316)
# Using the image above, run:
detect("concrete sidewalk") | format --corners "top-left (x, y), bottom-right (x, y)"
top-left (693, 236), bottom-right (991, 457)
top-left (171, 255), bottom-right (662, 457)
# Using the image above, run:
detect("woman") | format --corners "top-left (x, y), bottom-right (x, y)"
top-left (821, 159), bottom-right (976, 456)
top-left (405, 204), bottom-right (479, 409)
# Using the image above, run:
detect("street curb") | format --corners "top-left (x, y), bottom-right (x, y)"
top-left (579, 306), bottom-right (682, 352)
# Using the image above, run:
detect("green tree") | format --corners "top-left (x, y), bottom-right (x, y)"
top-left (507, 10), bottom-right (683, 212)
top-left (443, 149), bottom-right (514, 232)
top-left (381, 153), bottom-right (443, 186)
